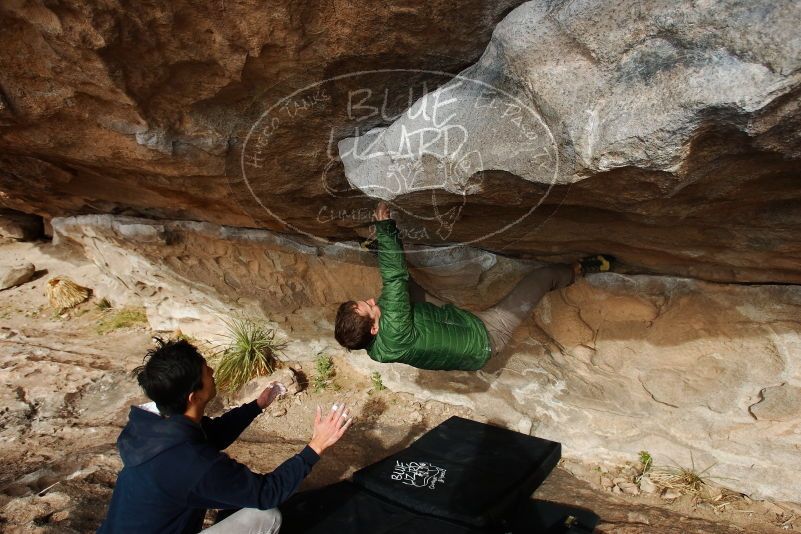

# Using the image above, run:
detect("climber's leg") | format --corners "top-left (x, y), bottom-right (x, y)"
top-left (475, 264), bottom-right (575, 356)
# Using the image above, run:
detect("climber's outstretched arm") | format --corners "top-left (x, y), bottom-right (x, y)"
top-left (372, 202), bottom-right (415, 352)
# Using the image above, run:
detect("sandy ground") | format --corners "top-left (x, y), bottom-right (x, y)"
top-left (1, 239), bottom-right (800, 533)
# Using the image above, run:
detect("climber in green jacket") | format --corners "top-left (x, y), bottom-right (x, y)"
top-left (334, 202), bottom-right (613, 371)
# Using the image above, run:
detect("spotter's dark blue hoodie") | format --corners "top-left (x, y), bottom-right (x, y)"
top-left (98, 401), bottom-right (319, 534)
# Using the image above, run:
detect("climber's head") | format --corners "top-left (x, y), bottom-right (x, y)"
top-left (334, 298), bottom-right (380, 350)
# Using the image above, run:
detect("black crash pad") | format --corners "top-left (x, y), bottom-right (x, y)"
top-left (279, 481), bottom-right (486, 534)
top-left (350, 416), bottom-right (561, 528)
top-left (279, 482), bottom-right (599, 534)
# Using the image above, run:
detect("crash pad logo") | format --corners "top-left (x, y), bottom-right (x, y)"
top-left (236, 68), bottom-right (560, 254)
top-left (391, 460), bottom-right (446, 489)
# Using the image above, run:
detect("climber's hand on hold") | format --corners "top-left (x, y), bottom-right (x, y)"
top-left (374, 201), bottom-right (390, 221)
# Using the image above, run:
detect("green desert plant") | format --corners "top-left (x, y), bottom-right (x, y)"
top-left (370, 371), bottom-right (386, 392)
top-left (312, 354), bottom-right (336, 392)
top-left (211, 316), bottom-right (285, 392)
top-left (639, 450), bottom-right (652, 472)
top-left (97, 307), bottom-right (148, 334)
top-left (635, 450), bottom-right (653, 483)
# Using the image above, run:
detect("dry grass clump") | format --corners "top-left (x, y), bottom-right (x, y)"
top-left (630, 452), bottom-right (747, 514)
top-left (648, 464), bottom-right (711, 494)
top-left (47, 277), bottom-right (90, 312)
top-left (211, 316), bottom-right (285, 393)
top-left (647, 453), bottom-right (739, 510)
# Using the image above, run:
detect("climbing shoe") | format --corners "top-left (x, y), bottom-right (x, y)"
top-left (579, 255), bottom-right (615, 274)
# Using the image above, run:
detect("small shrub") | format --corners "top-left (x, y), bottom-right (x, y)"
top-left (312, 354), bottom-right (336, 392)
top-left (370, 371), bottom-right (386, 392)
top-left (95, 297), bottom-right (112, 310)
top-left (211, 316), bottom-right (285, 392)
top-left (97, 307), bottom-right (148, 334)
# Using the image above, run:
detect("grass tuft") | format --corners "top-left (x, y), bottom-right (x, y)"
top-left (211, 316), bottom-right (285, 393)
top-left (312, 354), bottom-right (336, 392)
top-left (97, 307), bottom-right (147, 334)
top-left (95, 297), bottom-right (112, 310)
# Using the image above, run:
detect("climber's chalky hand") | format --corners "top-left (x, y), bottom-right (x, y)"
top-left (374, 201), bottom-right (390, 222)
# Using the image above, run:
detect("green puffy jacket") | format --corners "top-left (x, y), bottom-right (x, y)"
top-left (366, 219), bottom-right (491, 371)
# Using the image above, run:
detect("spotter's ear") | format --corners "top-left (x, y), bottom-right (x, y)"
top-left (370, 320), bottom-right (379, 336)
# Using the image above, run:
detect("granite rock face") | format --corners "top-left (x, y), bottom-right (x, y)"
top-left (51, 215), bottom-right (380, 333)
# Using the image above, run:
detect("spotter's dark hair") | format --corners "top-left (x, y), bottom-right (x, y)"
top-left (132, 338), bottom-right (205, 416)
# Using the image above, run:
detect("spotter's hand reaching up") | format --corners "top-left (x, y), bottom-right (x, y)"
top-left (308, 402), bottom-right (352, 455)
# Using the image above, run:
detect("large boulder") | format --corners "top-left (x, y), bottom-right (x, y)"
top-left (3, 0), bottom-right (801, 508)
top-left (340, 0), bottom-right (801, 283)
top-left (51, 214), bottom-right (380, 333)
top-left (0, 1), bottom-right (798, 282)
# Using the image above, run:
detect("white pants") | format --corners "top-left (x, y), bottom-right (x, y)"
top-left (203, 508), bottom-right (281, 533)
top-left (474, 265), bottom-right (574, 356)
